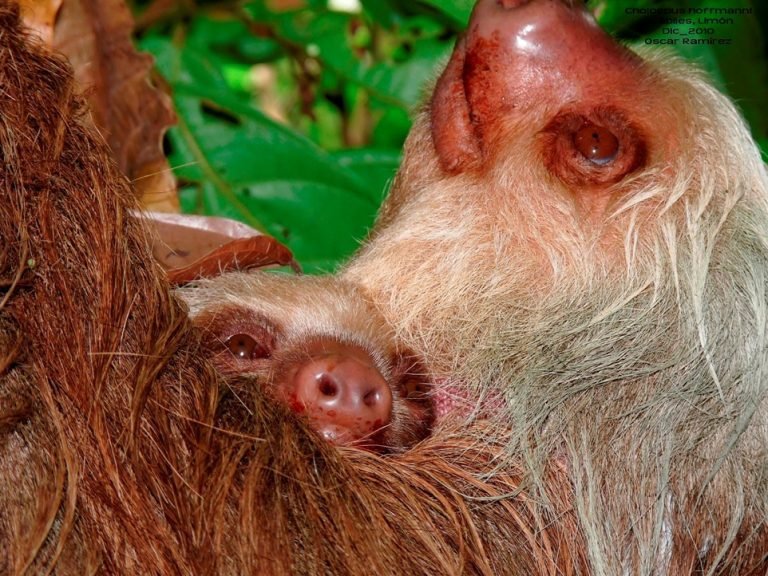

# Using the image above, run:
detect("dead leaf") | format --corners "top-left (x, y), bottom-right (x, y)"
top-left (141, 212), bottom-right (300, 286)
top-left (53, 0), bottom-right (178, 211)
top-left (267, 0), bottom-right (306, 12)
top-left (18, 0), bottom-right (62, 45)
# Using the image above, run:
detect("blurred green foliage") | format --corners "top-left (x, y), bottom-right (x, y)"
top-left (132, 0), bottom-right (768, 273)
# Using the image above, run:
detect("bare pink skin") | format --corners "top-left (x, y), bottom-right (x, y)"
top-left (351, 0), bottom-right (679, 272)
top-left (432, 0), bottom-right (651, 201)
top-left (281, 341), bottom-right (394, 446)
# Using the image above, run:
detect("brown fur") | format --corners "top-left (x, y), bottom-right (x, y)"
top-left (4, 0), bottom-right (766, 572)
top-left (0, 4), bottom-right (586, 574)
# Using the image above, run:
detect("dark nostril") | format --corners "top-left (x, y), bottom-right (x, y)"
top-left (286, 346), bottom-right (394, 446)
top-left (363, 388), bottom-right (383, 407)
top-left (317, 374), bottom-right (338, 397)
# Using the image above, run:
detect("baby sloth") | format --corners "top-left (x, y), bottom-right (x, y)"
top-left (179, 272), bottom-right (433, 452)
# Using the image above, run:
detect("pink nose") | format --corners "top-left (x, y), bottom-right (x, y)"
top-left (290, 345), bottom-right (393, 446)
top-left (432, 0), bottom-right (641, 173)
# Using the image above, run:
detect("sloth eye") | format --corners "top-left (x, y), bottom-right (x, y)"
top-left (540, 108), bottom-right (646, 187)
top-left (400, 378), bottom-right (430, 401)
top-left (225, 333), bottom-right (271, 360)
top-left (574, 124), bottom-right (618, 165)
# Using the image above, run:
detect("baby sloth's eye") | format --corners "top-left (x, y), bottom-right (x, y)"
top-left (225, 333), bottom-right (271, 360)
top-left (401, 378), bottom-right (430, 401)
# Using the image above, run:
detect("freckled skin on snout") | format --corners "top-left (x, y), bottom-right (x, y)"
top-left (278, 340), bottom-right (394, 446)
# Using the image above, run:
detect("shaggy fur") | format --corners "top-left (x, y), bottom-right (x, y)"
top-left (345, 7), bottom-right (768, 576)
top-left (3, 0), bottom-right (767, 572)
top-left (0, 4), bottom-right (586, 574)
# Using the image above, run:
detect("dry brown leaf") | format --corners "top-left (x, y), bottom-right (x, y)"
top-left (18, 0), bottom-right (62, 44)
top-left (267, 0), bottom-right (306, 11)
top-left (142, 212), bottom-right (300, 285)
top-left (54, 0), bottom-right (178, 211)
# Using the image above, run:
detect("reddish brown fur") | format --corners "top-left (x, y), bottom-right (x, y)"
top-left (0, 4), bottom-right (588, 574)
top-left (5, 0), bottom-right (766, 573)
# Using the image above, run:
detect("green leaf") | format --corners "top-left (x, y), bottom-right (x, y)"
top-left (266, 10), bottom-right (451, 108)
top-left (418, 0), bottom-right (473, 26)
top-left (330, 148), bottom-right (401, 204)
top-left (180, 179), bottom-right (376, 274)
top-left (145, 35), bottom-right (381, 272)
top-left (359, 0), bottom-right (401, 26)
top-left (186, 16), bottom-right (282, 64)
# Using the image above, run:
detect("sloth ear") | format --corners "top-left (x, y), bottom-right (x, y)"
top-left (138, 211), bottom-right (301, 286)
top-left (391, 350), bottom-right (435, 425)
